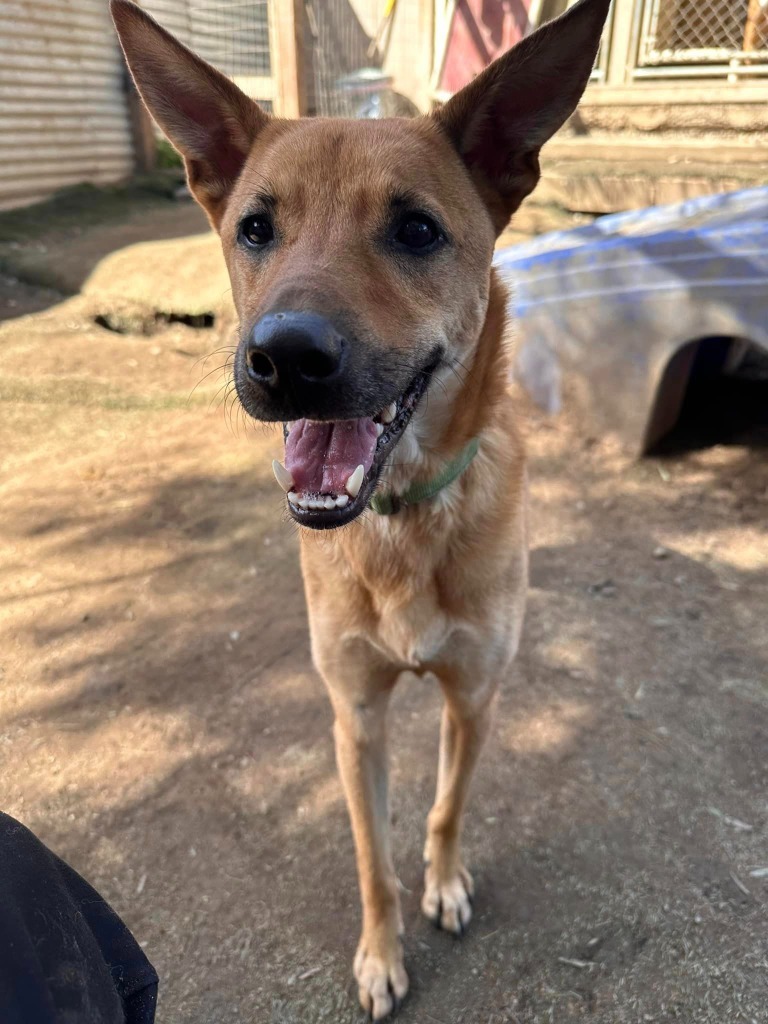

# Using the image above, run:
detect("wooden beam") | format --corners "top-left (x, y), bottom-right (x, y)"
top-left (124, 72), bottom-right (157, 173)
top-left (232, 75), bottom-right (276, 104)
top-left (268, 0), bottom-right (308, 117)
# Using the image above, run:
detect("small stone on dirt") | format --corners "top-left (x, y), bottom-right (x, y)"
top-left (587, 579), bottom-right (616, 597)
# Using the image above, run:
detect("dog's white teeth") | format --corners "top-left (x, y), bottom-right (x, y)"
top-left (285, 420), bottom-right (296, 431)
top-left (381, 402), bottom-right (397, 424)
top-left (345, 464), bottom-right (365, 498)
top-left (290, 491), bottom-right (351, 511)
top-left (272, 459), bottom-right (294, 493)
top-left (375, 422), bottom-right (384, 438)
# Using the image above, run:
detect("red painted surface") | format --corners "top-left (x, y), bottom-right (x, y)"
top-left (439, 0), bottom-right (533, 94)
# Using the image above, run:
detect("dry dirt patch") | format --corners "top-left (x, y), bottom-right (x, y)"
top-left (1, 205), bottom-right (766, 1023)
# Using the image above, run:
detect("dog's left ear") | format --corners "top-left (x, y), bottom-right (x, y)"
top-left (434, 0), bottom-right (611, 234)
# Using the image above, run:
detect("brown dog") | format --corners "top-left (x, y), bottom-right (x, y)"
top-left (111, 1), bottom-right (609, 1016)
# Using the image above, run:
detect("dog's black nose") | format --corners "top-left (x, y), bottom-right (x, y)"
top-left (245, 312), bottom-right (345, 390)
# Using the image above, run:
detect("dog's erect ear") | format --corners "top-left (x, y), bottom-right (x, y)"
top-left (110, 0), bottom-right (268, 226)
top-left (433, 0), bottom-right (611, 234)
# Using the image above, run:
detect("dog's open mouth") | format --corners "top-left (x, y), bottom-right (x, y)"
top-left (272, 361), bottom-right (436, 529)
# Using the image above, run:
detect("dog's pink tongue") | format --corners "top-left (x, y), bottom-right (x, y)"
top-left (285, 418), bottom-right (377, 494)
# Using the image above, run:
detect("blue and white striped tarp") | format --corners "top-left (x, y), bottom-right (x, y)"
top-left (493, 188), bottom-right (768, 449)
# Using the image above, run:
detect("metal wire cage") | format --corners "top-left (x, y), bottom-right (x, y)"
top-left (142, 0), bottom-right (419, 118)
top-left (189, 0), bottom-right (271, 78)
top-left (142, 0), bottom-right (273, 107)
top-left (302, 0), bottom-right (421, 118)
top-left (637, 0), bottom-right (768, 75)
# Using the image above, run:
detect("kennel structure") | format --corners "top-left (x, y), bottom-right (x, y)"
top-left (0, 0), bottom-right (301, 210)
top-left (496, 187), bottom-right (768, 452)
top-left (432, 0), bottom-right (768, 214)
top-left (0, 1), bottom-right (135, 209)
top-left (1, 1), bottom-right (767, 210)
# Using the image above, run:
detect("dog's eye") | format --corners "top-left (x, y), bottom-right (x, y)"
top-left (241, 214), bottom-right (274, 247)
top-left (395, 215), bottom-right (440, 252)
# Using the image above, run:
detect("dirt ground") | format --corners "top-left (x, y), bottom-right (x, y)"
top-left (1, 194), bottom-right (766, 1024)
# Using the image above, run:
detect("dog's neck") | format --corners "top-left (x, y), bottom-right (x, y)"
top-left (302, 270), bottom-right (526, 601)
top-left (378, 270), bottom-right (511, 501)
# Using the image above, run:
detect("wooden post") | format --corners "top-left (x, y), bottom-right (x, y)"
top-left (604, 0), bottom-right (636, 87)
top-left (744, 0), bottom-right (768, 52)
top-left (124, 70), bottom-right (158, 173)
top-left (268, 0), bottom-right (308, 117)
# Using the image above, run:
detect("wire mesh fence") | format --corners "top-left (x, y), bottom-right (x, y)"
top-left (142, 0), bottom-right (273, 107)
top-left (190, 0), bottom-right (271, 79)
top-left (639, 0), bottom-right (768, 68)
top-left (303, 0), bottom-right (372, 116)
top-left (302, 0), bottom-right (420, 117)
top-left (142, 0), bottom-right (419, 118)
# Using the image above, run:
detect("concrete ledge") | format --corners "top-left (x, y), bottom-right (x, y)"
top-left (546, 135), bottom-right (768, 166)
top-left (537, 156), bottom-right (766, 215)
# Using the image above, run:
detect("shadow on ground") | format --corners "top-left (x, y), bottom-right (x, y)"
top-left (0, 185), bottom-right (765, 1020)
top-left (2, 388), bottom-right (766, 1022)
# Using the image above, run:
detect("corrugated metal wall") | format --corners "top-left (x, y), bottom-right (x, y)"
top-left (0, 0), bottom-right (136, 210)
top-left (141, 0), bottom-right (192, 46)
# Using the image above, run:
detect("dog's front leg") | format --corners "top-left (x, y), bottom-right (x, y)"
top-left (422, 673), bottom-right (497, 935)
top-left (328, 675), bottom-right (408, 1020)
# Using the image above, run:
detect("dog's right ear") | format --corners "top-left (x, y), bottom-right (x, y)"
top-left (111, 0), bottom-right (268, 226)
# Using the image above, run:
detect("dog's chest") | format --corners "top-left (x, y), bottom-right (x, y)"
top-left (373, 588), bottom-right (455, 668)
top-left (303, 512), bottom-right (490, 670)
top-left (355, 545), bottom-right (478, 669)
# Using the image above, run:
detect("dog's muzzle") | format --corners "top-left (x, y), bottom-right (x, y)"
top-left (234, 309), bottom-right (441, 530)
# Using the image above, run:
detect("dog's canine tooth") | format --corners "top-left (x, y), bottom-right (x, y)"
top-left (335, 494), bottom-right (349, 508)
top-left (345, 464), bottom-right (365, 498)
top-left (381, 402), bottom-right (397, 424)
top-left (375, 422), bottom-right (384, 438)
top-left (287, 491), bottom-right (299, 504)
top-left (272, 459), bottom-right (294, 493)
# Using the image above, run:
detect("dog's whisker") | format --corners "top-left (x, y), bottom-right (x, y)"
top-left (193, 345), bottom-right (235, 369)
top-left (193, 354), bottom-right (235, 378)
top-left (188, 363), bottom-right (235, 400)
top-left (208, 380), bottom-right (234, 413)
top-left (223, 386), bottom-right (241, 434)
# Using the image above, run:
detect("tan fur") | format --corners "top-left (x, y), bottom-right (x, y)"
top-left (298, 273), bottom-right (527, 1006)
top-left (110, 0), bottom-right (610, 1015)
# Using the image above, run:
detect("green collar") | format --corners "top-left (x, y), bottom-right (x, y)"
top-left (369, 438), bottom-right (480, 515)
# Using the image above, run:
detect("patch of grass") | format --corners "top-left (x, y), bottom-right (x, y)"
top-left (156, 138), bottom-right (183, 170)
top-left (0, 377), bottom-right (219, 411)
top-left (0, 174), bottom-right (184, 246)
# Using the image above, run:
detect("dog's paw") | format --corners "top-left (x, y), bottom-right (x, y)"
top-left (421, 863), bottom-right (474, 936)
top-left (354, 935), bottom-right (409, 1021)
